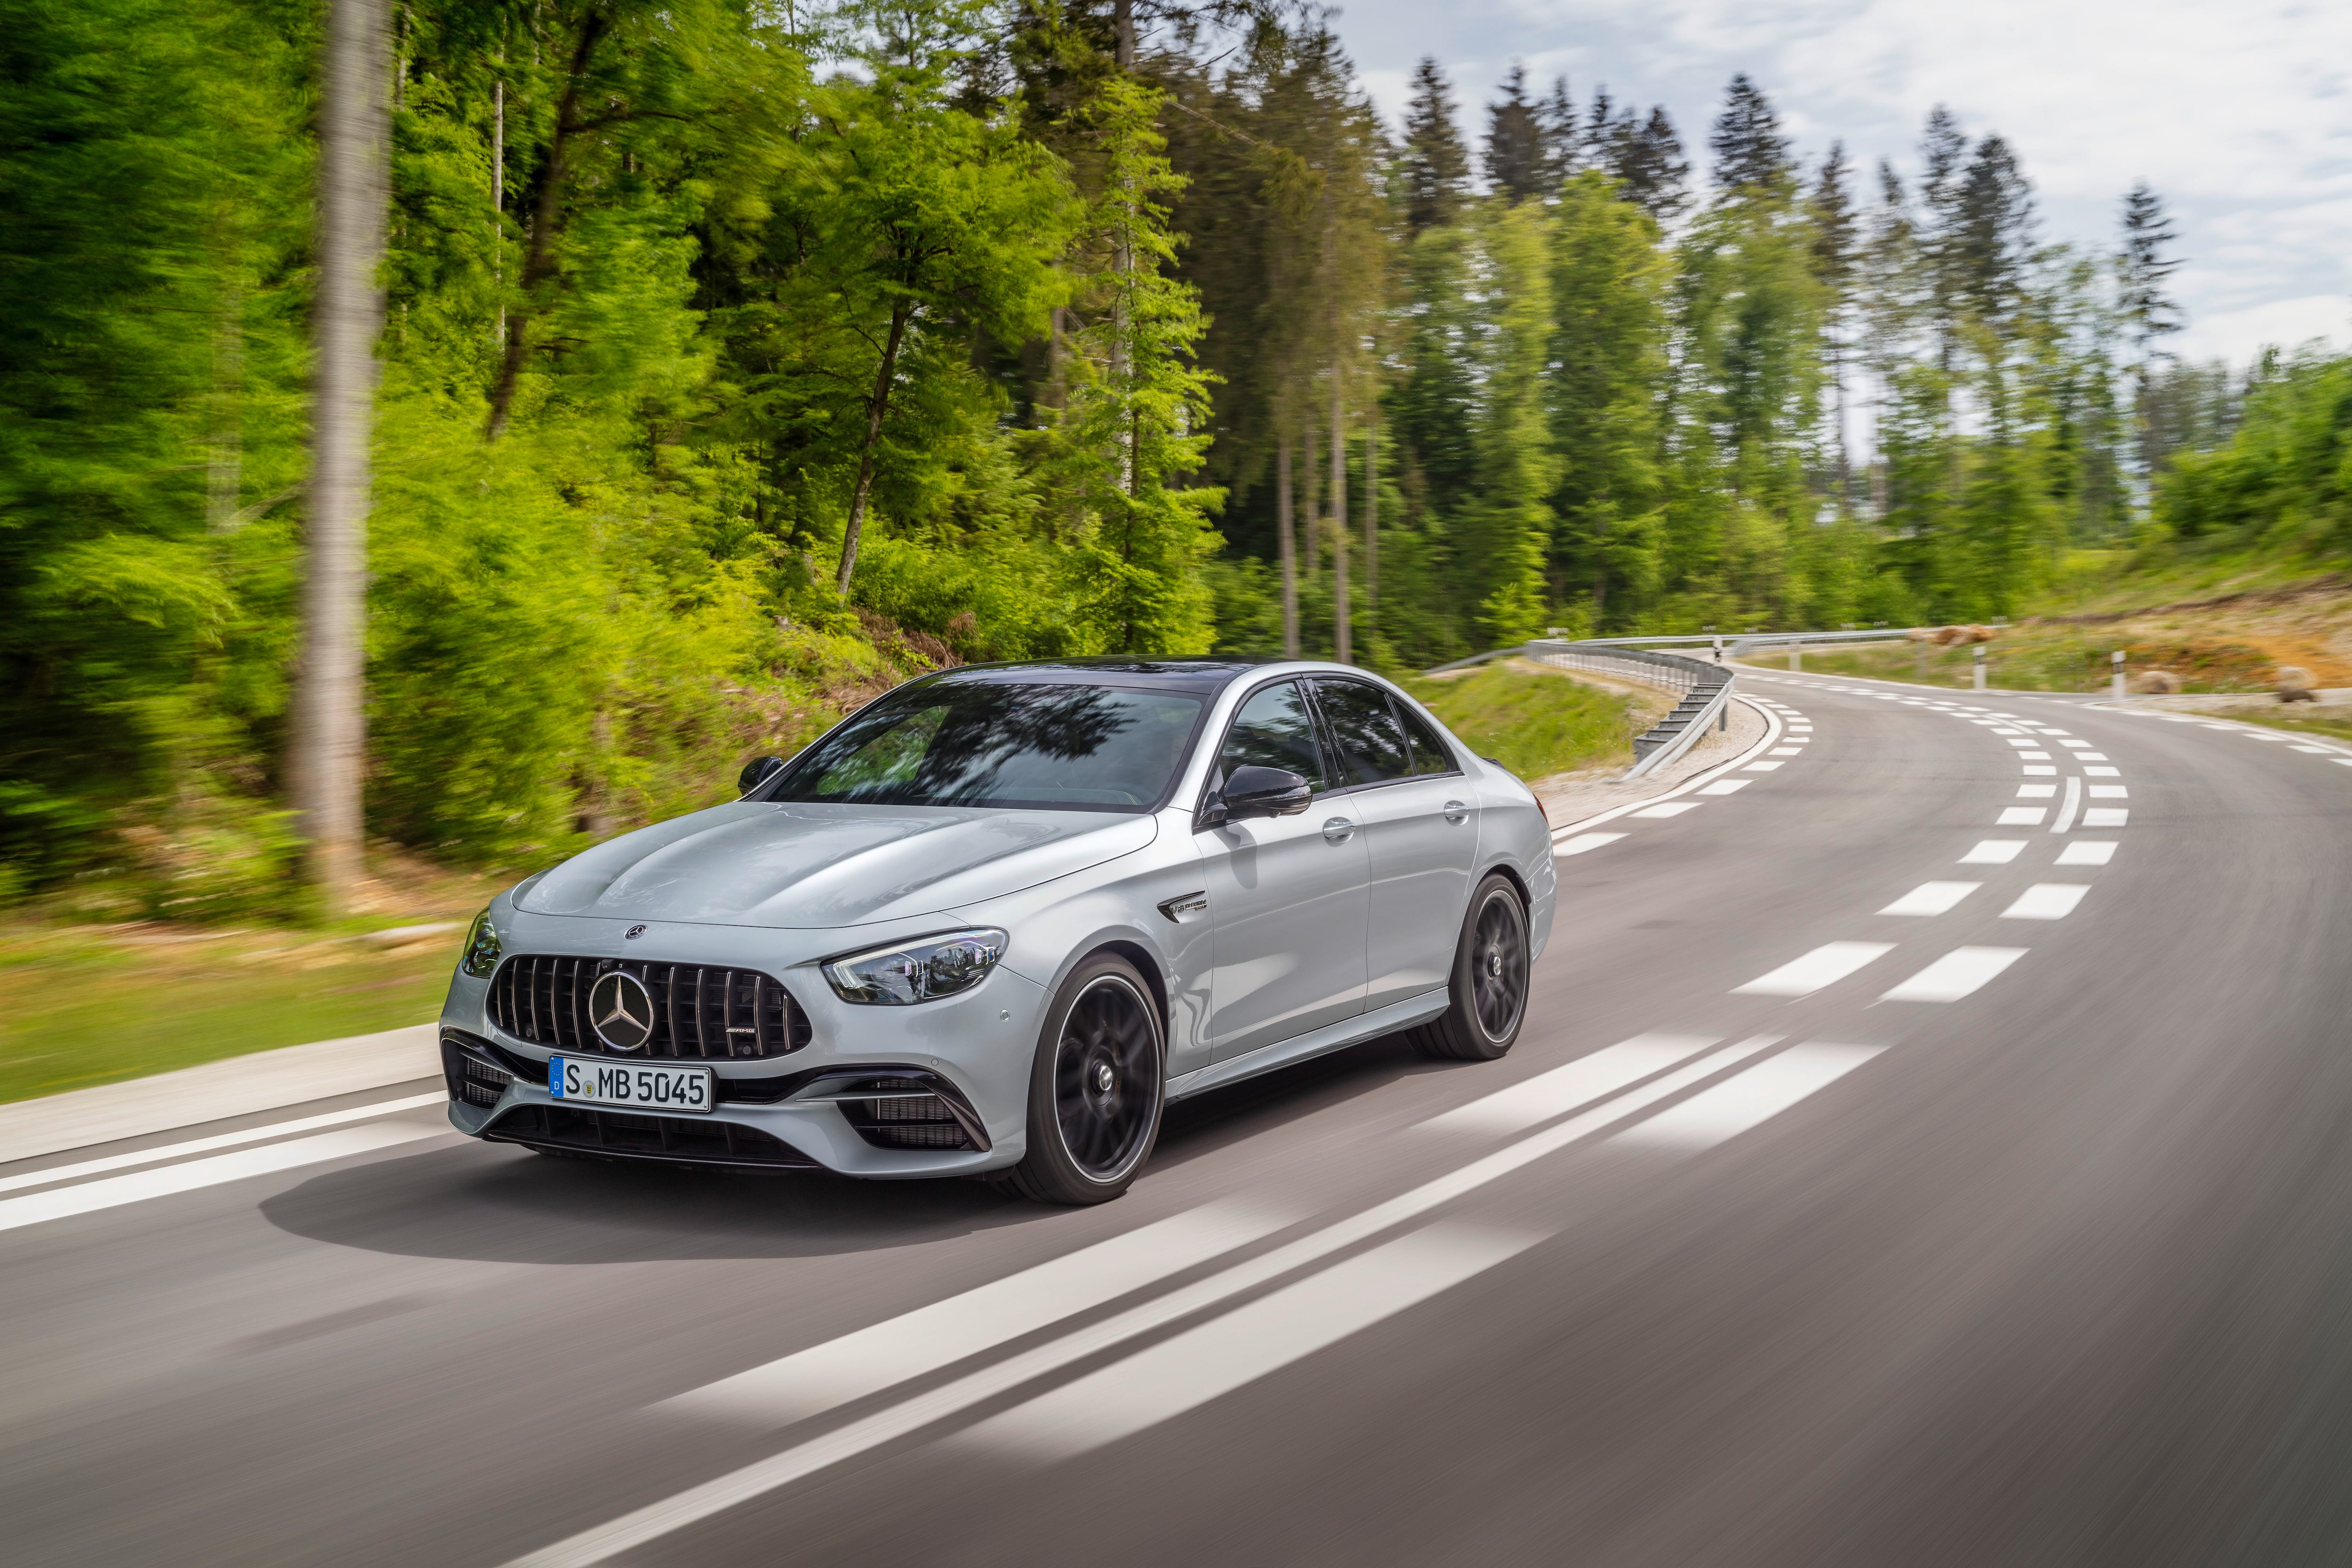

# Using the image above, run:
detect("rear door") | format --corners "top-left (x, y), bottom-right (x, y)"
top-left (1312, 678), bottom-right (1480, 1013)
top-left (1199, 680), bottom-right (1372, 1063)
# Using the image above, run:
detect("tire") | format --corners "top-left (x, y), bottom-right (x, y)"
top-left (1411, 874), bottom-right (1532, 1062)
top-left (995, 953), bottom-right (1167, 1205)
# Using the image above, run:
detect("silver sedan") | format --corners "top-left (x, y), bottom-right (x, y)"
top-left (438, 659), bottom-right (1557, 1203)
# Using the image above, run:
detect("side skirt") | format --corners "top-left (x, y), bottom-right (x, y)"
top-left (1166, 989), bottom-right (1451, 1102)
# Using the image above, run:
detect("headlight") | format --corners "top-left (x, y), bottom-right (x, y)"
top-left (460, 907), bottom-right (502, 978)
top-left (823, 929), bottom-right (1007, 1005)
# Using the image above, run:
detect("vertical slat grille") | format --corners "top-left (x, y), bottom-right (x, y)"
top-left (485, 955), bottom-right (809, 1059)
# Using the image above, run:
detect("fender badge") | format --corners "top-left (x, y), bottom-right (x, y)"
top-left (1155, 892), bottom-right (1208, 923)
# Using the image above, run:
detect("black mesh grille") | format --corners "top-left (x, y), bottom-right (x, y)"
top-left (487, 956), bottom-right (811, 1059)
top-left (833, 1074), bottom-right (982, 1152)
top-left (443, 1031), bottom-right (514, 1108)
top-left (485, 1104), bottom-right (820, 1168)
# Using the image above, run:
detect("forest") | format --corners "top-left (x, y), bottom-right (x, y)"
top-left (4, 0), bottom-right (2346, 919)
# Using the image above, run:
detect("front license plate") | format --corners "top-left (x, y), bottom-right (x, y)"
top-left (548, 1056), bottom-right (712, 1114)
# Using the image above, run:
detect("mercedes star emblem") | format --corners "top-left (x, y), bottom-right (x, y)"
top-left (624, 924), bottom-right (647, 939)
top-left (587, 970), bottom-right (656, 1051)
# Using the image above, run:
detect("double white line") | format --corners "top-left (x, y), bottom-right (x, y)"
top-left (509, 1030), bottom-right (1875, 1568)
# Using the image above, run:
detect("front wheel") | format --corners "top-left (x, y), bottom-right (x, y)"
top-left (1411, 874), bottom-right (1531, 1062)
top-left (995, 953), bottom-right (1166, 1205)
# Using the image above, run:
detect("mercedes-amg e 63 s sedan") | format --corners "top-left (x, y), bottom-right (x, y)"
top-left (439, 659), bottom-right (1556, 1203)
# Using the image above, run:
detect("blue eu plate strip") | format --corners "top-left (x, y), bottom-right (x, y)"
top-left (548, 1057), bottom-right (564, 1098)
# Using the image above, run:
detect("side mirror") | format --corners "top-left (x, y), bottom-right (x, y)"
top-left (1221, 765), bottom-right (1313, 821)
top-left (738, 756), bottom-right (785, 795)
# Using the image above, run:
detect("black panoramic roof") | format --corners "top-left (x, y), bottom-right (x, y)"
top-left (922, 657), bottom-right (1275, 694)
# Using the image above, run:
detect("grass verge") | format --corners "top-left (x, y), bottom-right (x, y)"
top-left (0, 860), bottom-right (506, 1105)
top-left (1404, 661), bottom-right (1642, 778)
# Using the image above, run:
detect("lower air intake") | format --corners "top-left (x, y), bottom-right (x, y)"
top-left (484, 1104), bottom-right (819, 1169)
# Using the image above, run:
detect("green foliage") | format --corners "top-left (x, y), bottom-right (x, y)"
top-left (1403, 666), bottom-right (1637, 779)
top-left (2155, 352), bottom-right (2352, 554)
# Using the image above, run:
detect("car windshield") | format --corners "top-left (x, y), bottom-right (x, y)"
top-left (769, 683), bottom-right (1205, 812)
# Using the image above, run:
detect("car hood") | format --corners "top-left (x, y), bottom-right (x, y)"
top-left (516, 803), bottom-right (1160, 929)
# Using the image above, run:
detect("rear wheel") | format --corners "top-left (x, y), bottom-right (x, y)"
top-left (1411, 874), bottom-right (1530, 1062)
top-left (995, 953), bottom-right (1166, 1205)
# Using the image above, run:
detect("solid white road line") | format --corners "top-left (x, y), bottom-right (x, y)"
top-left (664, 1204), bottom-right (1292, 1429)
top-left (1961, 840), bottom-right (2026, 864)
top-left (1733, 942), bottom-right (1894, 997)
top-left (1881, 947), bottom-right (2028, 1003)
top-left (2056, 841), bottom-right (2116, 865)
top-left (1421, 1034), bottom-right (1723, 1136)
top-left (1553, 832), bottom-right (1628, 855)
top-left (1613, 1044), bottom-right (1883, 1150)
top-left (0, 1091), bottom-right (446, 1197)
top-left (2083, 807), bottom-right (2129, 827)
top-left (1879, 882), bottom-right (1980, 917)
top-left (1998, 806), bottom-right (2047, 825)
top-left (521, 1037), bottom-right (1790, 1567)
top-left (2002, 883), bottom-right (2090, 920)
top-left (2051, 776), bottom-right (2083, 833)
top-left (0, 1123), bottom-right (445, 1234)
top-left (958, 1224), bottom-right (1545, 1460)
top-left (1695, 780), bottom-right (1749, 796)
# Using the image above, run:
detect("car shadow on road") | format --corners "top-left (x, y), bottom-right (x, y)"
top-left (260, 1030), bottom-right (1467, 1265)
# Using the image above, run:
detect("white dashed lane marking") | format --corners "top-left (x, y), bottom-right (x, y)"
top-left (1613, 1044), bottom-right (1884, 1150)
top-left (1879, 882), bottom-right (1980, 916)
top-left (2002, 883), bottom-right (2090, 920)
top-left (1553, 833), bottom-right (1626, 856)
top-left (1881, 947), bottom-right (2028, 1002)
top-left (2084, 807), bottom-right (2129, 827)
top-left (1733, 941), bottom-right (1894, 997)
top-left (2056, 841), bottom-right (2116, 865)
top-left (1630, 802), bottom-right (1702, 818)
top-left (1695, 780), bottom-right (1749, 796)
top-left (1420, 1034), bottom-right (1723, 1136)
top-left (1961, 840), bottom-right (2026, 864)
top-left (1999, 806), bottom-right (2047, 825)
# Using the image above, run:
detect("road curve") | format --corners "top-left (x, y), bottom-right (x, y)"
top-left (6, 670), bottom-right (2352, 1567)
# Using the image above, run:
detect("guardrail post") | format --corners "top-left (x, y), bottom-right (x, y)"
top-left (2111, 649), bottom-right (2125, 700)
top-left (1973, 644), bottom-right (1987, 691)
top-left (1788, 647), bottom-right (1800, 671)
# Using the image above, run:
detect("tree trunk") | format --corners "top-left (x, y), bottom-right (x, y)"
top-left (483, 8), bottom-right (607, 443)
top-left (1300, 402), bottom-right (1319, 583)
top-left (292, 0), bottom-right (389, 914)
top-left (491, 68), bottom-right (504, 343)
top-left (1113, 0), bottom-right (1135, 69)
top-left (206, 279), bottom-right (244, 533)
top-left (1363, 406), bottom-right (1377, 613)
top-left (1329, 374), bottom-right (1350, 664)
top-left (836, 303), bottom-right (910, 594)
top-left (1276, 435), bottom-right (1298, 657)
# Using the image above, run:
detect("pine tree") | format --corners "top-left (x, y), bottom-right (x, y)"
top-left (1398, 56), bottom-right (1470, 234)
top-left (1615, 106), bottom-right (1689, 224)
top-left (1484, 65), bottom-right (1547, 204)
top-left (1811, 142), bottom-right (1858, 505)
top-left (2117, 182), bottom-right (2182, 358)
top-left (1951, 133), bottom-right (2033, 324)
top-left (1538, 75), bottom-right (1580, 185)
top-left (1708, 72), bottom-right (1790, 195)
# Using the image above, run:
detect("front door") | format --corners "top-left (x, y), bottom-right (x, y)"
top-left (1312, 678), bottom-right (1482, 1013)
top-left (1199, 680), bottom-right (1371, 1063)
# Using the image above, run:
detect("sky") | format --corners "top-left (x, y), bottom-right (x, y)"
top-left (1327, 0), bottom-right (2352, 368)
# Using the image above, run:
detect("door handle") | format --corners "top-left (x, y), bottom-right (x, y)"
top-left (1321, 816), bottom-right (1355, 842)
top-left (1443, 799), bottom-right (1470, 823)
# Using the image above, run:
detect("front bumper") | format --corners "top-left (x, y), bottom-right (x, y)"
top-left (438, 912), bottom-right (1047, 1178)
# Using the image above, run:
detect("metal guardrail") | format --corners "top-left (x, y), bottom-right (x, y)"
top-left (1521, 639), bottom-right (1735, 779)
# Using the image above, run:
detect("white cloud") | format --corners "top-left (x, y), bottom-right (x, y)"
top-left (1334, 0), bottom-right (2352, 366)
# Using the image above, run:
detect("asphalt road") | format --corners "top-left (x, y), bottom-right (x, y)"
top-left (8, 673), bottom-right (2352, 1567)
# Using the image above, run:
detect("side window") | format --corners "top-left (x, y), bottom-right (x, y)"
top-left (1393, 700), bottom-right (1460, 776)
top-left (1216, 681), bottom-right (1328, 792)
top-left (1314, 679), bottom-right (1414, 786)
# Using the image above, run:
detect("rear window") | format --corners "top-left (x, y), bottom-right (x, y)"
top-left (769, 683), bottom-right (1204, 812)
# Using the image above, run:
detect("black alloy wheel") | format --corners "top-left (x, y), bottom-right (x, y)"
top-left (1051, 975), bottom-right (1159, 1181)
top-left (996, 953), bottom-right (1166, 1204)
top-left (1412, 874), bottom-right (1532, 1062)
top-left (1470, 886), bottom-right (1530, 1043)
